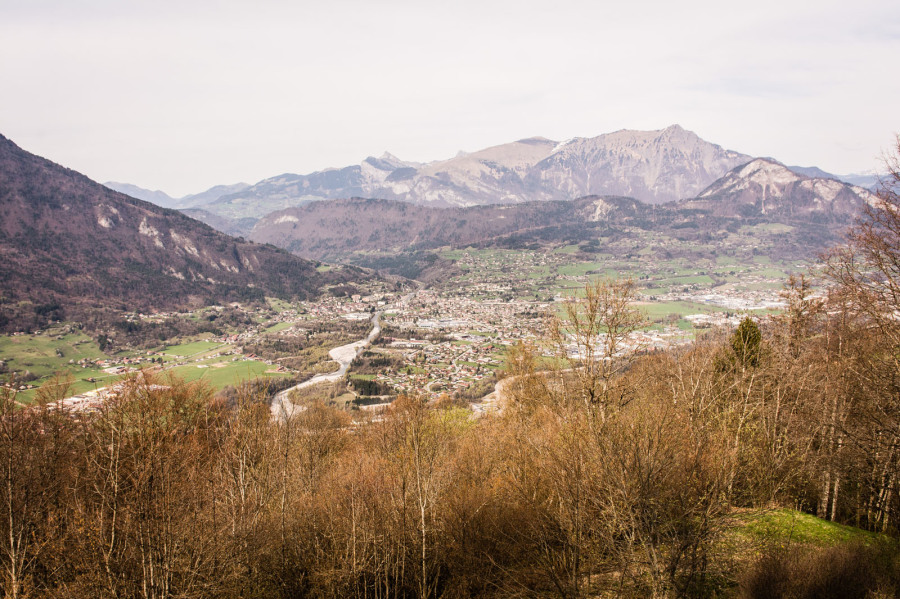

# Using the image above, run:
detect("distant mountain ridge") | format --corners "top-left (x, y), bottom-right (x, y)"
top-left (248, 160), bottom-right (873, 263)
top-left (108, 126), bottom-right (875, 230)
top-left (687, 158), bottom-right (873, 219)
top-left (104, 181), bottom-right (250, 209)
top-left (0, 134), bottom-right (360, 331)
top-left (103, 181), bottom-right (178, 207)
top-left (209, 125), bottom-right (751, 214)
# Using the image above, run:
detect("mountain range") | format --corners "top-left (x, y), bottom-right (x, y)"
top-left (108, 126), bottom-right (878, 241)
top-left (0, 134), bottom-right (361, 332)
top-left (247, 157), bottom-right (872, 264)
top-left (104, 181), bottom-right (252, 210)
top-left (187, 125), bottom-right (754, 218)
top-left (0, 124), bottom-right (878, 331)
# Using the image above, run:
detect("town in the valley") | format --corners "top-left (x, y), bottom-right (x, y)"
top-left (3, 245), bottom-right (800, 414)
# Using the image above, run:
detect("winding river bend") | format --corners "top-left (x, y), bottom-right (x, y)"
top-left (270, 311), bottom-right (382, 421)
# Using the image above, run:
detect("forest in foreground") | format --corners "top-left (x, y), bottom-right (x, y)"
top-left (3, 147), bottom-right (900, 599)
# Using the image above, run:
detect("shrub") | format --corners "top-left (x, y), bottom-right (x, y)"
top-left (740, 542), bottom-right (900, 599)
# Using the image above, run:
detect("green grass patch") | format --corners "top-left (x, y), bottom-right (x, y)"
top-left (676, 318), bottom-right (694, 331)
top-left (640, 286), bottom-right (671, 296)
top-left (349, 374), bottom-right (376, 381)
top-left (0, 331), bottom-right (116, 402)
top-left (438, 249), bottom-right (465, 260)
top-left (166, 359), bottom-right (290, 391)
top-left (13, 367), bottom-right (124, 405)
top-left (263, 321), bottom-right (293, 334)
top-left (0, 331), bottom-right (106, 377)
top-left (638, 301), bottom-right (726, 319)
top-left (557, 262), bottom-right (608, 277)
top-left (736, 509), bottom-right (889, 548)
top-left (266, 297), bottom-right (293, 312)
top-left (752, 268), bottom-right (790, 279)
top-left (667, 274), bottom-right (716, 286)
top-left (160, 341), bottom-right (223, 357)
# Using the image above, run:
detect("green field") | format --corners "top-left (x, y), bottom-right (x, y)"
top-left (2, 331), bottom-right (283, 402)
top-left (640, 286), bottom-right (670, 296)
top-left (1, 329), bottom-right (122, 404)
top-left (12, 367), bottom-right (124, 405)
top-left (160, 340), bottom-right (225, 357)
top-left (557, 262), bottom-right (609, 277)
top-left (1, 330), bottom-right (106, 375)
top-left (167, 359), bottom-right (291, 391)
top-left (263, 321), bottom-right (294, 334)
top-left (349, 373), bottom-right (376, 381)
top-left (753, 267), bottom-right (791, 278)
top-left (266, 297), bottom-right (294, 311)
top-left (638, 301), bottom-right (727, 319)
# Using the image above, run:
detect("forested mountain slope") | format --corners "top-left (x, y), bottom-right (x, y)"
top-left (0, 134), bottom-right (362, 330)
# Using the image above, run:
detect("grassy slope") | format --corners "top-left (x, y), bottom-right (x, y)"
top-left (736, 509), bottom-right (890, 548)
top-left (703, 509), bottom-right (899, 596)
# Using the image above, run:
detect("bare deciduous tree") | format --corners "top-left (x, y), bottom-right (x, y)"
top-left (548, 279), bottom-right (644, 419)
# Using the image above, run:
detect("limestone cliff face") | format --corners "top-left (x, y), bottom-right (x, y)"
top-left (209, 125), bottom-right (752, 216)
top-left (683, 158), bottom-right (873, 220)
top-left (527, 125), bottom-right (751, 204)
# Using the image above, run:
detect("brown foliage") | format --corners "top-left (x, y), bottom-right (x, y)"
top-left (6, 250), bottom-right (900, 597)
top-left (740, 542), bottom-right (900, 599)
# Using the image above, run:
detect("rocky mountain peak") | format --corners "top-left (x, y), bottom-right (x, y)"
top-left (691, 157), bottom-right (871, 220)
top-left (705, 158), bottom-right (804, 195)
top-left (111, 126), bottom-right (763, 218)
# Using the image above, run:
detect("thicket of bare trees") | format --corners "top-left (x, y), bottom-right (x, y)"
top-left (3, 141), bottom-right (900, 598)
top-left (2, 269), bottom-right (897, 598)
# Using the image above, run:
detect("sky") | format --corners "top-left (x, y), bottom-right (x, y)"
top-left (1, 0), bottom-right (898, 197)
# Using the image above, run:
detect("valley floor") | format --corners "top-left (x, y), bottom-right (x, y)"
top-left (2, 244), bottom-right (800, 414)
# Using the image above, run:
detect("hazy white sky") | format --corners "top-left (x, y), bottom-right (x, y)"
top-left (1, 0), bottom-right (898, 196)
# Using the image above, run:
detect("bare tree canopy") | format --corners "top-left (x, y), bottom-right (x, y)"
top-left (826, 135), bottom-right (900, 342)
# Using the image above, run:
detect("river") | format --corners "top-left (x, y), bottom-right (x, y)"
top-left (270, 311), bottom-right (382, 420)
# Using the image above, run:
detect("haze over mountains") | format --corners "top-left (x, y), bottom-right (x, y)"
top-left (104, 181), bottom-right (251, 210)
top-left (107, 125), bottom-right (878, 241)
top-left (0, 123), bottom-right (875, 312)
top-left (145, 125), bottom-right (755, 214)
top-left (0, 123), bottom-right (879, 331)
